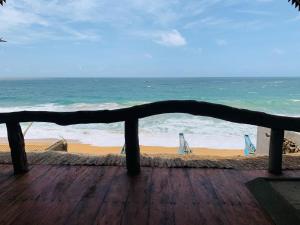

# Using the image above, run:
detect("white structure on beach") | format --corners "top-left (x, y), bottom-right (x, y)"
top-left (256, 127), bottom-right (300, 156)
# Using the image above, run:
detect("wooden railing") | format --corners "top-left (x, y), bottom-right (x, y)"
top-left (1, 100), bottom-right (300, 175)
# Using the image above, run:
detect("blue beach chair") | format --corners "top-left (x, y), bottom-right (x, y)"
top-left (178, 133), bottom-right (192, 155)
top-left (244, 135), bottom-right (256, 156)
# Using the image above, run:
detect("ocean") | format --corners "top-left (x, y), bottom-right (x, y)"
top-left (0, 77), bottom-right (299, 149)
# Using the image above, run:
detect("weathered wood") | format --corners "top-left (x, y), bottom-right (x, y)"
top-left (0, 100), bottom-right (299, 132)
top-left (269, 129), bottom-right (284, 175)
top-left (6, 123), bottom-right (28, 174)
top-left (1, 100), bottom-right (299, 175)
top-left (125, 119), bottom-right (140, 175)
top-left (1, 165), bottom-right (297, 225)
top-left (45, 139), bottom-right (68, 152)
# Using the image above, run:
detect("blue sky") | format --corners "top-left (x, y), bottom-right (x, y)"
top-left (1, 0), bottom-right (300, 77)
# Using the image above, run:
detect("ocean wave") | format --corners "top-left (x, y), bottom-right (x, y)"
top-left (0, 102), bottom-right (259, 148)
top-left (0, 102), bottom-right (144, 113)
top-left (290, 99), bottom-right (300, 102)
top-left (0, 114), bottom-right (257, 148)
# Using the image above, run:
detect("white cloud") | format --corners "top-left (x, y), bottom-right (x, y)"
top-left (135, 29), bottom-right (187, 47)
top-left (0, 1), bottom-right (104, 43)
top-left (184, 17), bottom-right (231, 29)
top-left (155, 30), bottom-right (186, 47)
top-left (216, 39), bottom-right (228, 46)
top-left (0, 0), bottom-right (278, 44)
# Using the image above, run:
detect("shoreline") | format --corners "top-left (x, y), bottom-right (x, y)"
top-left (0, 138), bottom-right (244, 157)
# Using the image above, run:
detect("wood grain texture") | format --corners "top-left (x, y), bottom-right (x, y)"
top-left (6, 123), bottom-right (28, 174)
top-left (0, 165), bottom-right (299, 225)
top-left (2, 100), bottom-right (298, 175)
top-left (125, 119), bottom-right (140, 175)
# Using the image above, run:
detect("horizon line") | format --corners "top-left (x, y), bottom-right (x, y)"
top-left (0, 75), bottom-right (300, 80)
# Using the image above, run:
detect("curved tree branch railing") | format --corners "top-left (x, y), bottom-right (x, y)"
top-left (1, 100), bottom-right (300, 175)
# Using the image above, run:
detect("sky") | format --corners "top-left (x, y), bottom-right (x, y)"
top-left (1, 0), bottom-right (300, 77)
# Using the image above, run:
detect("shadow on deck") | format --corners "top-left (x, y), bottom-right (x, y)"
top-left (0, 164), bottom-right (299, 225)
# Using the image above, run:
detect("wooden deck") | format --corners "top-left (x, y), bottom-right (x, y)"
top-left (0, 165), bottom-right (299, 225)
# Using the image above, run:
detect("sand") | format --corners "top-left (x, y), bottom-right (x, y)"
top-left (0, 138), bottom-right (244, 157)
top-left (1, 138), bottom-right (300, 170)
top-left (68, 144), bottom-right (244, 156)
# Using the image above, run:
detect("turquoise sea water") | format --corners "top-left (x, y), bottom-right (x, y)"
top-left (0, 77), bottom-right (299, 148)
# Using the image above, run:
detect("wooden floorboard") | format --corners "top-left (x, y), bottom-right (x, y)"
top-left (0, 165), bottom-right (299, 225)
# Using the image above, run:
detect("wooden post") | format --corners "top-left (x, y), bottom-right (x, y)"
top-left (125, 118), bottom-right (140, 175)
top-left (268, 129), bottom-right (284, 175)
top-left (6, 122), bottom-right (29, 174)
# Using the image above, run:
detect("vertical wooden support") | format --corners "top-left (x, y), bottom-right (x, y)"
top-left (268, 129), bottom-right (284, 175)
top-left (125, 118), bottom-right (140, 175)
top-left (6, 122), bottom-right (29, 174)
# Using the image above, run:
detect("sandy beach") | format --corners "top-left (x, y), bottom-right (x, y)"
top-left (1, 138), bottom-right (300, 170)
top-left (0, 138), bottom-right (244, 157)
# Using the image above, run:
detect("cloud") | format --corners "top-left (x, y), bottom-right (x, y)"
top-left (272, 48), bottom-right (284, 55)
top-left (184, 17), bottom-right (231, 29)
top-left (0, 0), bottom-right (278, 44)
top-left (135, 29), bottom-right (187, 47)
top-left (216, 39), bottom-right (228, 46)
top-left (0, 1), bottom-right (102, 43)
top-left (155, 30), bottom-right (187, 47)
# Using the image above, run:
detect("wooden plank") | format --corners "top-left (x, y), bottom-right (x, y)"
top-left (0, 164), bottom-right (14, 184)
top-left (0, 165), bottom-right (63, 224)
top-left (225, 170), bottom-right (274, 225)
top-left (188, 169), bottom-right (230, 225)
top-left (269, 129), bottom-right (284, 175)
top-left (0, 165), bottom-right (53, 225)
top-left (0, 100), bottom-right (299, 132)
top-left (121, 167), bottom-right (152, 225)
top-left (207, 169), bottom-right (272, 225)
top-left (0, 165), bottom-right (52, 202)
top-left (93, 167), bottom-right (132, 225)
top-left (4, 166), bottom-right (89, 225)
top-left (3, 166), bottom-right (117, 225)
top-left (6, 122), bottom-right (28, 174)
top-left (0, 166), bottom-right (296, 225)
top-left (148, 168), bottom-right (175, 225)
top-left (169, 168), bottom-right (205, 225)
top-left (125, 119), bottom-right (140, 175)
top-left (64, 166), bottom-right (118, 225)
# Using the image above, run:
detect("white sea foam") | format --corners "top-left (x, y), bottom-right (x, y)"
top-left (0, 103), bottom-right (257, 149)
top-left (290, 99), bottom-right (300, 102)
